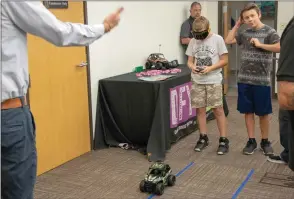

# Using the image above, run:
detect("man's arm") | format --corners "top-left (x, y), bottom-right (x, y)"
top-left (3, 2), bottom-right (122, 46)
top-left (181, 38), bottom-right (192, 45)
top-left (180, 21), bottom-right (192, 45)
top-left (278, 82), bottom-right (294, 110)
top-left (277, 23), bottom-right (294, 110)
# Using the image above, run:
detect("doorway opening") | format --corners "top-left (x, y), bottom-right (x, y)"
top-left (218, 1), bottom-right (278, 97)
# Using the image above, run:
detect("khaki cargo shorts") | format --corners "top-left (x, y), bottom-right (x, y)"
top-left (191, 82), bottom-right (223, 108)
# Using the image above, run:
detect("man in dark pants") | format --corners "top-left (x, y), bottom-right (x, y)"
top-left (289, 111), bottom-right (294, 171)
top-left (267, 109), bottom-right (290, 164)
top-left (276, 16), bottom-right (294, 171)
top-left (1, 2), bottom-right (123, 199)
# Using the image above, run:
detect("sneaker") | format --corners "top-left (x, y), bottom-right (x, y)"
top-left (267, 155), bottom-right (287, 164)
top-left (243, 139), bottom-right (257, 155)
top-left (194, 134), bottom-right (209, 152)
top-left (260, 140), bottom-right (274, 156)
top-left (217, 137), bottom-right (229, 155)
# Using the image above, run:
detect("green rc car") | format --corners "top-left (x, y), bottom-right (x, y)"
top-left (139, 162), bottom-right (176, 195)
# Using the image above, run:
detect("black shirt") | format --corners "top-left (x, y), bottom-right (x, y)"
top-left (180, 16), bottom-right (195, 51)
top-left (277, 17), bottom-right (294, 172)
top-left (276, 17), bottom-right (294, 82)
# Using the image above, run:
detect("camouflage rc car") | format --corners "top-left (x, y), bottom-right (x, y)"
top-left (139, 162), bottom-right (176, 195)
top-left (145, 53), bottom-right (179, 70)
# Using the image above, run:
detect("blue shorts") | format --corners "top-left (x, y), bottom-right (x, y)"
top-left (237, 83), bottom-right (272, 116)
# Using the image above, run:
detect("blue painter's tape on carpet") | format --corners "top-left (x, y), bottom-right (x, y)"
top-left (232, 169), bottom-right (254, 199)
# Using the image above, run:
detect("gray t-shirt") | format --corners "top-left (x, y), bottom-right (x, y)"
top-left (186, 33), bottom-right (228, 84)
top-left (235, 25), bottom-right (280, 86)
top-left (180, 17), bottom-right (194, 51)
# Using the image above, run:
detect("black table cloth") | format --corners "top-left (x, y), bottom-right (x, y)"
top-left (93, 65), bottom-right (229, 161)
top-left (94, 65), bottom-right (200, 161)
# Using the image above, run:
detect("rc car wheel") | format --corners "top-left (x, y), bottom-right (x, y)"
top-left (145, 62), bottom-right (152, 70)
top-left (155, 62), bottom-right (163, 70)
top-left (170, 60), bottom-right (179, 68)
top-left (167, 174), bottom-right (176, 186)
top-left (155, 182), bottom-right (164, 195)
top-left (139, 180), bottom-right (145, 192)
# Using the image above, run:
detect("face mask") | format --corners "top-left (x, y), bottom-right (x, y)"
top-left (192, 29), bottom-right (210, 40)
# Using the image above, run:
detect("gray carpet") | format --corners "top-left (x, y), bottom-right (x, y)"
top-left (34, 96), bottom-right (294, 199)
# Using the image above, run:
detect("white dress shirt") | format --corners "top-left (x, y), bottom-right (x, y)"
top-left (1, 1), bottom-right (105, 102)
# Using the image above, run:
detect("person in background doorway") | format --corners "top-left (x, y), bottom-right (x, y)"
top-left (1, 2), bottom-right (123, 199)
top-left (275, 16), bottom-right (294, 171)
top-left (180, 1), bottom-right (202, 62)
top-left (224, 3), bottom-right (280, 156)
top-left (186, 16), bottom-right (229, 155)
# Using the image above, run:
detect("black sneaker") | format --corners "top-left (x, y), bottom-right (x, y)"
top-left (217, 137), bottom-right (229, 155)
top-left (260, 140), bottom-right (274, 156)
top-left (243, 139), bottom-right (257, 155)
top-left (194, 134), bottom-right (209, 152)
top-left (267, 155), bottom-right (287, 164)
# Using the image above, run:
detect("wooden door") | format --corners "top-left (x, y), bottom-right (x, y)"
top-left (27, 2), bottom-right (91, 175)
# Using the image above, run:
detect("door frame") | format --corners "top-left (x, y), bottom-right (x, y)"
top-left (218, 1), bottom-right (227, 95)
top-left (218, 1), bottom-right (279, 98)
top-left (271, 1), bottom-right (278, 99)
top-left (27, 1), bottom-right (94, 150)
top-left (84, 1), bottom-right (94, 149)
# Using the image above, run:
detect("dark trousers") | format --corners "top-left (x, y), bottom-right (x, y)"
top-left (279, 109), bottom-right (290, 163)
top-left (288, 110), bottom-right (294, 171)
top-left (1, 98), bottom-right (37, 199)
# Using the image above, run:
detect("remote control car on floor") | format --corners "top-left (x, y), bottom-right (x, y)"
top-left (145, 53), bottom-right (179, 70)
top-left (139, 162), bottom-right (176, 195)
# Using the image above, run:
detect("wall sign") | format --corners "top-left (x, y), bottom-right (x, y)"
top-left (43, 1), bottom-right (68, 9)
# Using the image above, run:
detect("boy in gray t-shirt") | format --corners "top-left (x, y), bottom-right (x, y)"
top-left (225, 3), bottom-right (280, 156)
top-left (186, 16), bottom-right (229, 155)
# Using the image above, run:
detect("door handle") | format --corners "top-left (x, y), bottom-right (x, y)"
top-left (77, 61), bottom-right (87, 67)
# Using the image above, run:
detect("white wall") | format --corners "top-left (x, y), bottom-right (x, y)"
top-left (87, 1), bottom-right (190, 132)
top-left (200, 1), bottom-right (219, 34)
top-left (87, 1), bottom-right (294, 135)
top-left (86, 1), bottom-right (219, 134)
top-left (275, 1), bottom-right (294, 93)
